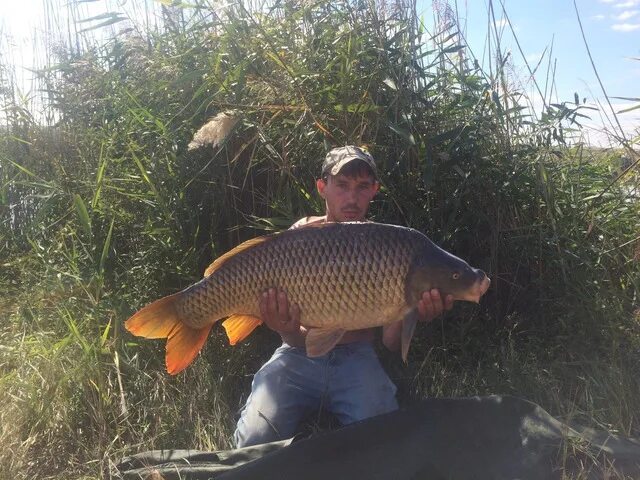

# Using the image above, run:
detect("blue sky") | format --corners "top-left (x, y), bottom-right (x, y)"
top-left (446, 0), bottom-right (639, 143)
top-left (463, 0), bottom-right (639, 97)
top-left (1, 0), bottom-right (638, 144)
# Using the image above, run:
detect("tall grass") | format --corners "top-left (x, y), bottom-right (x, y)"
top-left (0, 0), bottom-right (638, 478)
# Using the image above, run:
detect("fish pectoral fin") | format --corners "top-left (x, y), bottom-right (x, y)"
top-left (222, 315), bottom-right (263, 345)
top-left (401, 309), bottom-right (420, 363)
top-left (166, 322), bottom-right (213, 375)
top-left (305, 328), bottom-right (346, 357)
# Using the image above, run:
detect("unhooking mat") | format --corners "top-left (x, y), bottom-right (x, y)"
top-left (114, 395), bottom-right (640, 480)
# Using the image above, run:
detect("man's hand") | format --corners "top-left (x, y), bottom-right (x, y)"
top-left (259, 288), bottom-right (302, 334)
top-left (416, 289), bottom-right (454, 323)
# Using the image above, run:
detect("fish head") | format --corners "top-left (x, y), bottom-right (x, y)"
top-left (406, 242), bottom-right (490, 305)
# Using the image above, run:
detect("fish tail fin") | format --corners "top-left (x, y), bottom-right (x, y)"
top-left (125, 292), bottom-right (212, 375)
top-left (166, 322), bottom-right (213, 375)
top-left (222, 314), bottom-right (263, 345)
top-left (125, 293), bottom-right (183, 339)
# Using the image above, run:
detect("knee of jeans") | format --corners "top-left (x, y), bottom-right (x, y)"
top-left (234, 383), bottom-right (299, 448)
top-left (234, 425), bottom-right (267, 449)
top-left (339, 393), bottom-right (398, 425)
top-left (234, 410), bottom-right (282, 448)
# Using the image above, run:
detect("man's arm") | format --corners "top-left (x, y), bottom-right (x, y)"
top-left (382, 289), bottom-right (454, 352)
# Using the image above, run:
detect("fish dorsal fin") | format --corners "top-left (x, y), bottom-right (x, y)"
top-left (204, 236), bottom-right (271, 278)
top-left (305, 327), bottom-right (346, 357)
top-left (203, 221), bottom-right (346, 278)
top-left (222, 314), bottom-right (263, 345)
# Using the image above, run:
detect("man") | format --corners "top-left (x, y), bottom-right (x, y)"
top-left (233, 146), bottom-right (453, 448)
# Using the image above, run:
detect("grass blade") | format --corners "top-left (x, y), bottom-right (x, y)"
top-left (73, 194), bottom-right (92, 237)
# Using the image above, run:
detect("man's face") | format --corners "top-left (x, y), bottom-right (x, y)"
top-left (316, 172), bottom-right (379, 222)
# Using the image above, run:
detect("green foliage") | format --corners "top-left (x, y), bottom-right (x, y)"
top-left (0, 0), bottom-right (638, 478)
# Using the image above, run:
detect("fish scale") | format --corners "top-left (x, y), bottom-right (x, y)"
top-left (125, 222), bottom-right (490, 374)
top-left (185, 223), bottom-right (409, 330)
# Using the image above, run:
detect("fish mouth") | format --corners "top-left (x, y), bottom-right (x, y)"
top-left (459, 275), bottom-right (491, 303)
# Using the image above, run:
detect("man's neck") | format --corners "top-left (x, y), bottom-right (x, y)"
top-left (290, 215), bottom-right (327, 229)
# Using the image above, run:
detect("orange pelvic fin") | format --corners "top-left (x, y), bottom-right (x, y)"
top-left (166, 322), bottom-right (213, 375)
top-left (305, 327), bottom-right (346, 357)
top-left (125, 293), bottom-right (182, 339)
top-left (401, 308), bottom-right (419, 363)
top-left (222, 314), bottom-right (263, 345)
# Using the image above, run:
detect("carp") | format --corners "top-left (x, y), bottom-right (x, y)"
top-left (125, 222), bottom-right (490, 374)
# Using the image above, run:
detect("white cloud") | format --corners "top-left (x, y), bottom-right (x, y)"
top-left (522, 98), bottom-right (638, 148)
top-left (612, 9), bottom-right (639, 19)
top-left (494, 18), bottom-right (508, 29)
top-left (614, 1), bottom-right (639, 8)
top-left (525, 52), bottom-right (543, 64)
top-left (598, 0), bottom-right (640, 30)
top-left (582, 103), bottom-right (639, 147)
top-left (612, 22), bottom-right (640, 30)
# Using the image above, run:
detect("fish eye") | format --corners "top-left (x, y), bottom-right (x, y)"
top-left (452, 272), bottom-right (460, 280)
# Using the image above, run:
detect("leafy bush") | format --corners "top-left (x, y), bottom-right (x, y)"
top-left (0, 0), bottom-right (638, 478)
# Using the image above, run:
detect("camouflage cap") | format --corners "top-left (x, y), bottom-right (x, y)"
top-left (321, 146), bottom-right (378, 179)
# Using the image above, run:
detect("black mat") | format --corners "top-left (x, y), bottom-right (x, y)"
top-left (114, 395), bottom-right (640, 480)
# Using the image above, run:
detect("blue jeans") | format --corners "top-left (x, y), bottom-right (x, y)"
top-left (234, 341), bottom-right (398, 448)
